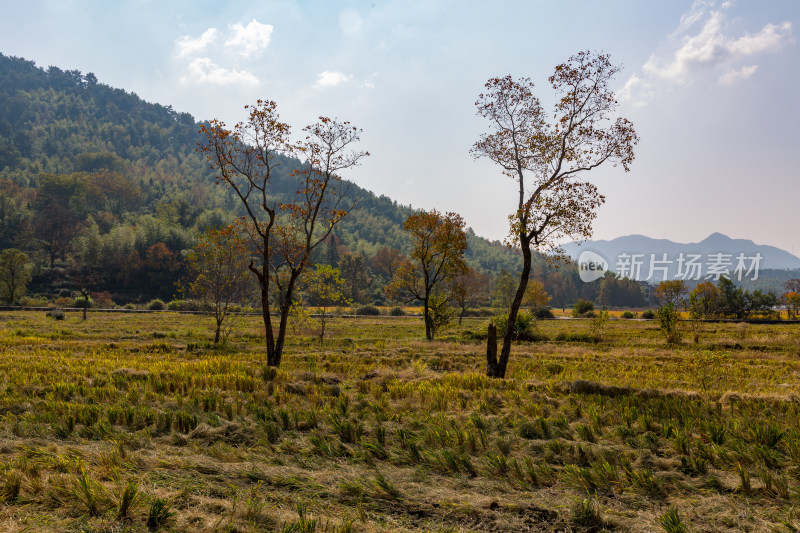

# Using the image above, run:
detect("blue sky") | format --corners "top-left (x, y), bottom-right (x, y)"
top-left (1, 1), bottom-right (798, 255)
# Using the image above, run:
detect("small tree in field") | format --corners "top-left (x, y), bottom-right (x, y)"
top-left (182, 221), bottom-right (252, 345)
top-left (0, 248), bottom-right (31, 304)
top-left (451, 267), bottom-right (490, 325)
top-left (371, 246), bottom-right (403, 282)
top-left (524, 279), bottom-right (551, 314)
top-left (339, 251), bottom-right (370, 304)
top-left (689, 281), bottom-right (721, 319)
top-left (200, 102), bottom-right (368, 366)
top-left (784, 280), bottom-right (800, 319)
top-left (69, 263), bottom-right (102, 321)
top-left (386, 210), bottom-right (468, 340)
top-left (655, 280), bottom-right (689, 309)
top-left (472, 51), bottom-right (638, 378)
top-left (305, 265), bottom-right (350, 343)
top-left (493, 270), bottom-right (519, 312)
top-left (785, 292), bottom-right (800, 319)
top-left (657, 302), bottom-right (682, 345)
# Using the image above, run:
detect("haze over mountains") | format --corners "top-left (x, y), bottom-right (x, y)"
top-left (563, 233), bottom-right (800, 282)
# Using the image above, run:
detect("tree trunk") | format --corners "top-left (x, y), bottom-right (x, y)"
top-left (319, 309), bottom-right (326, 345)
top-left (423, 294), bottom-right (432, 340)
top-left (489, 239), bottom-right (532, 379)
top-left (81, 289), bottom-right (89, 321)
top-left (275, 270), bottom-right (303, 365)
top-left (261, 284), bottom-right (278, 366)
top-left (485, 323), bottom-right (500, 377)
top-left (273, 302), bottom-right (291, 368)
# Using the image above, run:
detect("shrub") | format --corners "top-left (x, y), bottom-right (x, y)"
top-left (91, 291), bottom-right (114, 308)
top-left (621, 310), bottom-right (635, 319)
top-left (46, 309), bottom-right (66, 320)
top-left (123, 303), bottom-right (137, 310)
top-left (167, 299), bottom-right (207, 311)
top-left (428, 294), bottom-right (455, 338)
top-left (355, 305), bottom-right (380, 316)
top-left (167, 299), bottom-right (187, 311)
top-left (462, 308), bottom-right (494, 317)
top-left (534, 307), bottom-right (555, 319)
top-left (146, 299), bottom-right (166, 311)
top-left (389, 306), bottom-right (406, 316)
top-left (589, 311), bottom-right (609, 341)
top-left (571, 299), bottom-right (595, 317)
top-left (641, 309), bottom-right (655, 319)
top-left (657, 303), bottom-right (682, 345)
top-left (73, 296), bottom-right (94, 309)
top-left (55, 296), bottom-right (74, 307)
top-left (17, 295), bottom-right (50, 307)
top-left (492, 311), bottom-right (546, 342)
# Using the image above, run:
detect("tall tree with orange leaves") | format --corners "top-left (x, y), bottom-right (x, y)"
top-left (472, 51), bottom-right (638, 378)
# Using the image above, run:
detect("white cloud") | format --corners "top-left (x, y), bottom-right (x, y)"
top-left (622, 3), bottom-right (792, 105)
top-left (617, 75), bottom-right (655, 107)
top-left (727, 22), bottom-right (792, 56)
top-left (180, 57), bottom-right (260, 87)
top-left (719, 64), bottom-right (758, 85)
top-left (225, 19), bottom-right (274, 57)
top-left (671, 0), bottom-right (712, 37)
top-left (175, 28), bottom-right (217, 57)
top-left (315, 71), bottom-right (353, 88)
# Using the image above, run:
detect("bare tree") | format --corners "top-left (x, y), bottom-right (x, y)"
top-left (200, 102), bottom-right (368, 367)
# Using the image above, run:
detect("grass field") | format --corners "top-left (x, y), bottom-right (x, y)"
top-left (0, 310), bottom-right (799, 532)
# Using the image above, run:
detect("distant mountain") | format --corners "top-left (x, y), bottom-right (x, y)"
top-left (563, 233), bottom-right (800, 283)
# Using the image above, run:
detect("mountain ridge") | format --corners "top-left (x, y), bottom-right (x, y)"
top-left (563, 233), bottom-right (800, 282)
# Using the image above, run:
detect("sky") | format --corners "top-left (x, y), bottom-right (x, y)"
top-left (1, 0), bottom-right (798, 255)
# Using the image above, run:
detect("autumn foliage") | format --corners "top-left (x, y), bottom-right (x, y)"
top-left (472, 51), bottom-right (638, 377)
top-left (182, 220), bottom-right (252, 344)
top-left (200, 101), bottom-right (367, 366)
top-left (386, 210), bottom-right (468, 339)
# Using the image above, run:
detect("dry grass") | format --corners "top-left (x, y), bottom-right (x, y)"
top-left (0, 310), bottom-right (799, 531)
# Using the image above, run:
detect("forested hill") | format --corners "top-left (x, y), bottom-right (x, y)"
top-left (0, 53), bottom-right (521, 299)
